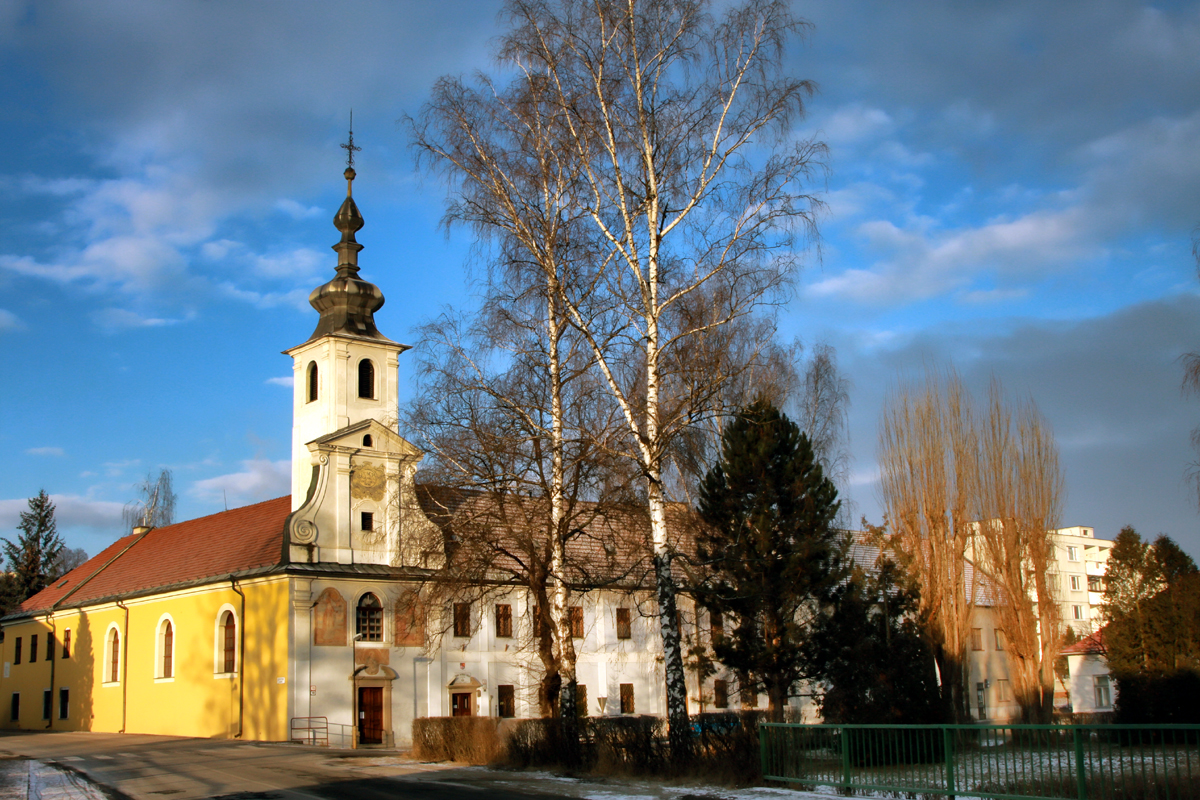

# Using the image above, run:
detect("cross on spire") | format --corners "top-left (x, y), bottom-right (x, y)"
top-left (341, 111), bottom-right (361, 169)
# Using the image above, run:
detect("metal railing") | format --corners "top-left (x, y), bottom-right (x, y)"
top-left (760, 723), bottom-right (1200, 800)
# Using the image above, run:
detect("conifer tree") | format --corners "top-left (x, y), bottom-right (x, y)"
top-left (3, 490), bottom-right (65, 608)
top-left (805, 553), bottom-right (944, 724)
top-left (695, 399), bottom-right (843, 720)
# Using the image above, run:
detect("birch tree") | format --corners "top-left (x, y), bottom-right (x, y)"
top-left (410, 67), bottom-right (630, 727)
top-left (493, 0), bottom-right (824, 752)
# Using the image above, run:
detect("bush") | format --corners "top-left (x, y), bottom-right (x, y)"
top-left (1114, 670), bottom-right (1200, 726)
top-left (412, 716), bottom-right (503, 764)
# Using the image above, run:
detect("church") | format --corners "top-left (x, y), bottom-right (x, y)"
top-left (0, 162), bottom-right (709, 746)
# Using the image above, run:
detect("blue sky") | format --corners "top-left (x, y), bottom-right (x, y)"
top-left (1, 0), bottom-right (1199, 559)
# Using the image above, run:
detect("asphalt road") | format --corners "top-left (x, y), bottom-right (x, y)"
top-left (0, 733), bottom-right (588, 800)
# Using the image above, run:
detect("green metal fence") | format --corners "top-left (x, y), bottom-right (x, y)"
top-left (759, 723), bottom-right (1200, 800)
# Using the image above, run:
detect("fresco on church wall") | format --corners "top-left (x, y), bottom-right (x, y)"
top-left (313, 587), bottom-right (347, 646)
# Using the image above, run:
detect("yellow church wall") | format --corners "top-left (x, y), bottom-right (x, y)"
top-left (0, 575), bottom-right (291, 740)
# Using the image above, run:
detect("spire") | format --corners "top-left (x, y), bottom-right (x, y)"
top-left (303, 123), bottom-right (391, 343)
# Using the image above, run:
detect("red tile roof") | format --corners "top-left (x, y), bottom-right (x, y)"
top-left (1061, 628), bottom-right (1105, 655)
top-left (14, 496), bottom-right (291, 615)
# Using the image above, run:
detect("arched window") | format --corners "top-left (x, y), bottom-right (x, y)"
top-left (156, 617), bottom-right (174, 679)
top-left (105, 628), bottom-right (120, 683)
top-left (163, 621), bottom-right (173, 677)
top-left (358, 359), bottom-right (375, 399)
top-left (221, 611), bottom-right (237, 673)
top-left (307, 362), bottom-right (319, 403)
top-left (362, 434), bottom-right (373, 448)
top-left (356, 593), bottom-right (383, 642)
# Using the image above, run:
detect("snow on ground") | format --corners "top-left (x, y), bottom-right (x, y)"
top-left (0, 760), bottom-right (107, 800)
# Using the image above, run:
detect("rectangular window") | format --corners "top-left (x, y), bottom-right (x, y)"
top-left (576, 684), bottom-right (588, 717)
top-left (13, 637), bottom-right (20, 665)
top-left (740, 681), bottom-right (757, 708)
top-left (1088, 575), bottom-right (1102, 592)
top-left (619, 683), bottom-right (635, 714)
top-left (42, 690), bottom-right (51, 721)
top-left (58, 688), bottom-right (68, 720)
top-left (711, 611), bottom-right (724, 644)
top-left (29, 635), bottom-right (37, 663)
top-left (62, 630), bottom-right (70, 659)
top-left (568, 606), bottom-right (584, 639)
top-left (495, 604), bottom-right (512, 638)
top-left (361, 511), bottom-right (373, 532)
top-left (994, 629), bottom-right (1005, 651)
top-left (1070, 575), bottom-right (1082, 591)
top-left (997, 679), bottom-right (1012, 702)
top-left (46, 634), bottom-right (53, 661)
top-left (497, 685), bottom-right (515, 718)
top-left (9, 693), bottom-right (17, 722)
top-left (1073, 605), bottom-right (1086, 620)
top-left (453, 603), bottom-right (471, 638)
top-left (971, 628), bottom-right (983, 651)
top-left (1067, 546), bottom-right (1079, 561)
top-left (616, 607), bottom-right (632, 640)
top-left (713, 679), bottom-right (728, 709)
top-left (1094, 675), bottom-right (1112, 708)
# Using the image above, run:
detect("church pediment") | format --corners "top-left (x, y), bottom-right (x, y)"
top-left (309, 419), bottom-right (423, 459)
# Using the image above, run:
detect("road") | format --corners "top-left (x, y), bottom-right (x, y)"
top-left (0, 733), bottom-right (587, 800)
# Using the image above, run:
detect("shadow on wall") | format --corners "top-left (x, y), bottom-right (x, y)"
top-left (72, 611), bottom-right (95, 731)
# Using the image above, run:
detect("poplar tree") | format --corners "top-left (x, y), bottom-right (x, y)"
top-left (694, 400), bottom-right (843, 721)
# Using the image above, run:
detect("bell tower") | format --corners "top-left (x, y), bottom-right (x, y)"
top-left (283, 159), bottom-right (407, 505)
top-left (281, 132), bottom-right (442, 569)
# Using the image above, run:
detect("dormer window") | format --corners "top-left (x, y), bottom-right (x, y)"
top-left (363, 434), bottom-right (373, 448)
top-left (358, 359), bottom-right (375, 399)
top-left (307, 362), bottom-right (319, 403)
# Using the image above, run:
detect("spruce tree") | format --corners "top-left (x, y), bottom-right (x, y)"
top-left (695, 399), bottom-right (843, 721)
top-left (3, 489), bottom-right (65, 607)
top-left (805, 555), bottom-right (945, 724)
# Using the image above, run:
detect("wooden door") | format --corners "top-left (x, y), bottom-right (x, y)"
top-left (358, 687), bottom-right (383, 744)
top-left (451, 692), bottom-right (472, 717)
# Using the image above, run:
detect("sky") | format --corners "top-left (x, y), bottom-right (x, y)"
top-left (1, 0), bottom-right (1199, 560)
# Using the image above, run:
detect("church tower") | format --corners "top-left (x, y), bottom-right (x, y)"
top-left (282, 145), bottom-right (441, 569)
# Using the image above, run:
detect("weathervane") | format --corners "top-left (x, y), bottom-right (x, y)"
top-left (341, 111), bottom-right (361, 169)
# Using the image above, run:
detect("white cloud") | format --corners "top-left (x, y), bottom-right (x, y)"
top-left (0, 494), bottom-right (124, 532)
top-left (25, 447), bottom-right (65, 457)
top-left (189, 459), bottom-right (290, 505)
top-left (266, 376), bottom-right (294, 388)
top-left (276, 199), bottom-right (323, 220)
top-left (808, 206), bottom-right (1095, 304)
top-left (90, 308), bottom-right (184, 329)
top-left (0, 309), bottom-right (22, 331)
top-left (102, 459), bottom-right (140, 477)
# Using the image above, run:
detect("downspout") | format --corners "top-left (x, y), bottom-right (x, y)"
top-left (117, 599), bottom-right (129, 733)
top-left (230, 577), bottom-right (246, 739)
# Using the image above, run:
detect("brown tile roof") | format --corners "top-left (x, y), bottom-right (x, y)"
top-left (1061, 628), bottom-right (1105, 656)
top-left (416, 484), bottom-right (660, 586)
top-left (13, 496), bottom-right (291, 616)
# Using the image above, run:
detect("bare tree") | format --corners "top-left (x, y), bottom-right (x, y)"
top-left (878, 368), bottom-right (979, 722)
top-left (123, 468), bottom-right (176, 531)
top-left (972, 381), bottom-right (1065, 722)
top-left (406, 304), bottom-right (637, 719)
top-left (486, 0), bottom-right (823, 752)
top-left (410, 53), bottom-right (601, 725)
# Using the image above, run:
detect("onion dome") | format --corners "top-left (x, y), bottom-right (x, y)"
top-left (303, 165), bottom-right (392, 343)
